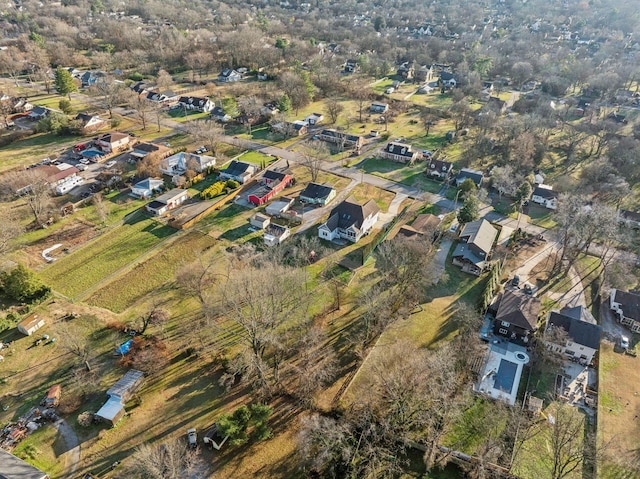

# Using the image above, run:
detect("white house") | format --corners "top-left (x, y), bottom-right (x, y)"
top-left (145, 189), bottom-right (189, 216)
top-left (545, 306), bottom-right (601, 365)
top-left (131, 178), bottom-right (164, 198)
top-left (17, 314), bottom-right (45, 336)
top-left (219, 160), bottom-right (256, 184)
top-left (319, 197), bottom-right (380, 243)
top-left (531, 184), bottom-right (558, 210)
top-left (95, 132), bottom-right (130, 153)
top-left (610, 289), bottom-right (640, 333)
top-left (159, 152), bottom-right (216, 176)
top-left (304, 113), bottom-right (324, 125)
top-left (250, 213), bottom-right (271, 230)
top-left (177, 96), bottom-right (214, 113)
top-left (55, 175), bottom-right (84, 195)
top-left (264, 223), bottom-right (291, 246)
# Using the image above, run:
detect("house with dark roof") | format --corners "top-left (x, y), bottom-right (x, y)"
top-left (145, 90), bottom-right (179, 105)
top-left (415, 64), bottom-right (435, 83)
top-left (618, 209), bottom-right (640, 229)
top-left (248, 170), bottom-right (293, 206)
top-left (370, 102), bottom-right (389, 113)
top-left (531, 184), bottom-right (558, 210)
top-left (130, 142), bottom-right (170, 161)
top-left (344, 59), bottom-right (358, 73)
top-left (426, 158), bottom-right (453, 179)
top-left (80, 70), bottom-right (104, 87)
top-left (610, 289), bottom-right (640, 334)
top-left (317, 129), bottom-right (364, 150)
top-left (299, 182), bottom-right (336, 205)
top-left (210, 106), bottom-right (231, 122)
top-left (455, 168), bottom-right (484, 187)
top-left (264, 223), bottom-right (291, 246)
top-left (219, 160), bottom-right (256, 184)
top-left (452, 219), bottom-right (498, 275)
top-left (218, 68), bottom-right (242, 82)
top-left (379, 142), bottom-right (420, 164)
top-left (178, 96), bottom-right (214, 112)
top-left (318, 197), bottom-right (380, 243)
top-left (440, 71), bottom-right (457, 88)
top-left (492, 290), bottom-right (541, 344)
top-left (74, 113), bottom-right (106, 133)
top-left (145, 189), bottom-right (188, 216)
top-left (545, 306), bottom-right (601, 364)
top-left (28, 105), bottom-right (50, 120)
top-left (0, 449), bottom-right (49, 479)
top-left (131, 81), bottom-right (153, 94)
top-left (397, 214), bottom-right (441, 239)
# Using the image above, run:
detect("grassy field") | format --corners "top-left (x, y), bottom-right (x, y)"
top-left (39, 213), bottom-right (176, 298)
top-left (348, 182), bottom-right (395, 212)
top-left (598, 342), bottom-right (640, 478)
top-left (361, 157), bottom-right (444, 194)
top-left (236, 150), bottom-right (277, 166)
top-left (527, 205), bottom-right (557, 229)
top-left (87, 231), bottom-right (216, 313)
top-left (12, 424), bottom-right (66, 477)
top-left (0, 132), bottom-right (79, 172)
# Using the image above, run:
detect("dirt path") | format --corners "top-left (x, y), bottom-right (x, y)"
top-left (54, 418), bottom-right (80, 477)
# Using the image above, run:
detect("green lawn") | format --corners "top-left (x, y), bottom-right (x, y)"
top-left (168, 108), bottom-right (210, 123)
top-left (0, 132), bottom-right (79, 172)
top-left (12, 425), bottom-right (66, 478)
top-left (527, 205), bottom-right (557, 229)
top-left (39, 213), bottom-right (176, 298)
top-left (361, 157), bottom-right (443, 194)
top-left (235, 150), bottom-right (277, 166)
top-left (87, 231), bottom-right (216, 313)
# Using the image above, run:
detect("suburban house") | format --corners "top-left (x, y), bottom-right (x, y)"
top-left (264, 223), bottom-right (291, 246)
top-left (95, 369), bottom-right (145, 426)
top-left (492, 290), bottom-right (541, 344)
top-left (28, 106), bottom-right (50, 120)
top-left (545, 306), bottom-right (601, 364)
top-left (130, 178), bottom-right (164, 198)
top-left (17, 313), bottom-right (45, 336)
top-left (317, 129), bottom-right (364, 150)
top-left (145, 90), bottom-right (179, 105)
top-left (95, 132), bottom-right (130, 153)
top-left (250, 213), bottom-right (271, 230)
top-left (610, 289), bottom-right (640, 333)
top-left (455, 168), bottom-right (484, 187)
top-left (130, 142), bottom-right (170, 161)
top-left (177, 96), bottom-right (214, 112)
top-left (74, 113), bottom-right (106, 133)
top-left (248, 170), bottom-right (293, 206)
top-left (272, 120), bottom-right (307, 136)
top-left (379, 142), bottom-right (421, 164)
top-left (218, 68), bottom-right (242, 82)
top-left (618, 209), bottom-right (640, 229)
top-left (344, 59), bottom-right (358, 73)
top-left (415, 64), bottom-right (435, 83)
top-left (0, 449), bottom-right (49, 479)
top-left (426, 159), bottom-right (453, 179)
top-left (440, 71), bottom-right (457, 88)
top-left (397, 61), bottom-right (415, 80)
top-left (219, 160), bottom-right (256, 184)
top-left (28, 165), bottom-right (81, 193)
top-left (80, 70), bottom-right (103, 87)
top-left (370, 102), bottom-right (389, 113)
top-left (397, 213), bottom-right (441, 239)
top-left (131, 81), bottom-right (153, 94)
top-left (55, 174), bottom-right (84, 195)
top-left (159, 152), bottom-right (216, 176)
top-left (531, 185), bottom-right (558, 210)
top-left (145, 189), bottom-right (189, 216)
top-left (318, 197), bottom-right (380, 243)
top-left (266, 196), bottom-right (295, 216)
top-left (304, 113), bottom-right (324, 125)
top-left (452, 219), bottom-right (498, 275)
top-left (485, 96), bottom-right (507, 114)
top-left (210, 106), bottom-right (231, 122)
top-left (299, 182), bottom-right (336, 205)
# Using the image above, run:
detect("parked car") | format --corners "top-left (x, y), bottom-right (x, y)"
top-left (104, 160), bottom-right (117, 168)
top-left (77, 164), bottom-right (88, 171)
top-left (187, 428), bottom-right (197, 448)
top-left (620, 335), bottom-right (630, 350)
top-left (511, 275), bottom-right (520, 287)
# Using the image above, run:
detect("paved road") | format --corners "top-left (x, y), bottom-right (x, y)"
top-left (54, 418), bottom-right (80, 477)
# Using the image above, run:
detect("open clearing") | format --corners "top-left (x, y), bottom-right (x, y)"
top-left (39, 213), bottom-right (176, 298)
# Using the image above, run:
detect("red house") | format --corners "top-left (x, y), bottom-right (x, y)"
top-left (248, 170), bottom-right (293, 206)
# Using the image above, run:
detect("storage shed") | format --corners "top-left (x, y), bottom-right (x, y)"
top-left (17, 313), bottom-right (45, 336)
top-left (95, 369), bottom-right (145, 427)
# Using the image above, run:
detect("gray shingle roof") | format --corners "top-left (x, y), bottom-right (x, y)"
top-left (459, 219), bottom-right (498, 255)
top-left (496, 290), bottom-right (541, 331)
top-left (547, 309), bottom-right (601, 350)
top-left (0, 448), bottom-right (49, 479)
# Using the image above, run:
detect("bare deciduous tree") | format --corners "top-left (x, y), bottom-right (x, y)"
top-left (325, 97), bottom-right (343, 124)
top-left (127, 438), bottom-right (205, 479)
top-left (0, 209), bottom-right (24, 255)
top-left (0, 169), bottom-right (52, 225)
top-left (299, 140), bottom-right (329, 183)
top-left (186, 120), bottom-right (225, 156)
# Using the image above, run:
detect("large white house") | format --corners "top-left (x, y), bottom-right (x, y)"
top-left (531, 185), bottom-right (558, 210)
top-left (319, 197), bottom-right (380, 243)
top-left (545, 306), bottom-right (601, 365)
top-left (159, 152), bottom-right (216, 176)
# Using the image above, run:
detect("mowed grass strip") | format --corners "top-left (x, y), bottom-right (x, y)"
top-left (87, 231), bottom-right (216, 313)
top-left (40, 216), bottom-right (176, 298)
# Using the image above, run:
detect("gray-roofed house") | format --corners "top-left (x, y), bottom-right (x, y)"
top-left (28, 105), bottom-right (50, 120)
top-left (145, 189), bottom-right (189, 216)
top-left (178, 96), bottom-right (214, 112)
top-left (264, 223), bottom-right (291, 246)
top-left (299, 182), bottom-right (336, 205)
top-left (130, 142), bottom-right (170, 161)
top-left (492, 290), bottom-right (541, 344)
top-left (95, 369), bottom-right (145, 426)
top-left (610, 289), bottom-right (640, 333)
top-left (455, 168), bottom-right (484, 187)
top-left (159, 152), bottom-right (216, 176)
top-left (379, 142), bottom-right (421, 164)
top-left (370, 102), bottom-right (389, 113)
top-left (131, 178), bottom-right (164, 198)
top-left (0, 449), bottom-right (49, 479)
top-left (74, 113), bottom-right (106, 133)
top-left (397, 214), bottom-right (441, 239)
top-left (210, 106), bottom-right (231, 123)
top-left (531, 185), bottom-right (558, 210)
top-left (317, 129), bottom-right (364, 150)
top-left (545, 306), bottom-right (601, 364)
top-left (218, 68), bottom-right (242, 83)
top-left (319, 197), bottom-right (380, 243)
top-left (452, 219), bottom-right (498, 275)
top-left (219, 160), bottom-right (256, 184)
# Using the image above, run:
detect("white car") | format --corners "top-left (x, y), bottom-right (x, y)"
top-left (620, 336), bottom-right (630, 350)
top-left (77, 164), bottom-right (88, 171)
top-left (104, 160), bottom-right (117, 168)
top-left (187, 428), bottom-right (197, 448)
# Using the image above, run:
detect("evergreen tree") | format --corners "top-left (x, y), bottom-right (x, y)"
top-left (278, 94), bottom-right (292, 113)
top-left (457, 195), bottom-right (480, 224)
top-left (54, 66), bottom-right (77, 100)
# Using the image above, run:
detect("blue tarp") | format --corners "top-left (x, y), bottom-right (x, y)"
top-left (116, 339), bottom-right (133, 356)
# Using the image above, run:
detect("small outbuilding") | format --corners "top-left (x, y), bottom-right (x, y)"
top-left (42, 384), bottom-right (61, 408)
top-left (250, 213), bottom-right (271, 230)
top-left (95, 369), bottom-right (145, 427)
top-left (17, 313), bottom-right (45, 336)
